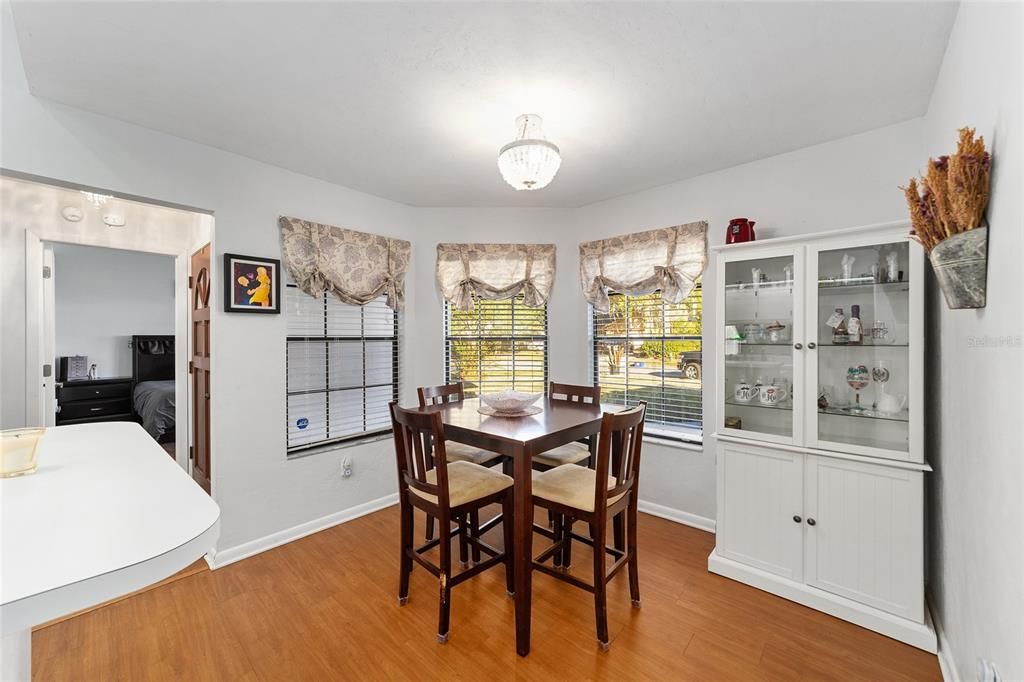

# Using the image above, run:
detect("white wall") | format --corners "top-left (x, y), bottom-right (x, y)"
top-left (572, 118), bottom-right (924, 521)
top-left (52, 243), bottom-right (174, 378)
top-left (921, 3), bottom-right (1024, 680)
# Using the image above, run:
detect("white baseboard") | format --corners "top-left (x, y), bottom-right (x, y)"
top-left (208, 493), bottom-right (399, 569)
top-left (928, 592), bottom-right (958, 681)
top-left (638, 499), bottom-right (716, 533)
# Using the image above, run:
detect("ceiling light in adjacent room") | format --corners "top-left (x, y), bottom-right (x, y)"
top-left (497, 114), bottom-right (561, 191)
top-left (80, 191), bottom-right (112, 207)
top-left (60, 206), bottom-right (83, 222)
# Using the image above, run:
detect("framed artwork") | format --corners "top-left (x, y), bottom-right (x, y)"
top-left (223, 253), bottom-right (281, 314)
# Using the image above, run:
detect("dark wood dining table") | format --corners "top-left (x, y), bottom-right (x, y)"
top-left (418, 396), bottom-right (616, 657)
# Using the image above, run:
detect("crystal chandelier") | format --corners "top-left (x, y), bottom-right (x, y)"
top-left (497, 114), bottom-right (561, 191)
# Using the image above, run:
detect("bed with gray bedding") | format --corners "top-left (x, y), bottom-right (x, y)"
top-left (134, 380), bottom-right (176, 440)
top-left (132, 335), bottom-right (176, 442)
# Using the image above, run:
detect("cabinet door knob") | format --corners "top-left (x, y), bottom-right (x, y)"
top-left (807, 342), bottom-right (817, 349)
top-left (807, 518), bottom-right (816, 526)
top-left (794, 343), bottom-right (803, 350)
top-left (792, 515), bottom-right (802, 523)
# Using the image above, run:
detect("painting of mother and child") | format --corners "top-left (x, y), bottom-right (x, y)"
top-left (224, 253), bottom-right (281, 314)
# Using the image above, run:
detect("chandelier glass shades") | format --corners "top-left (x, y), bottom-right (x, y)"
top-left (497, 114), bottom-right (561, 191)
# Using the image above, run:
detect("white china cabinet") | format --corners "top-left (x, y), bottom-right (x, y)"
top-left (708, 221), bottom-right (935, 652)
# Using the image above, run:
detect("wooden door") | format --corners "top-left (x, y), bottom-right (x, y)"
top-left (716, 441), bottom-right (804, 581)
top-left (190, 244), bottom-right (212, 494)
top-left (803, 455), bottom-right (923, 621)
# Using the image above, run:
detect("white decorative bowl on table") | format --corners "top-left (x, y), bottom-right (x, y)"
top-left (478, 391), bottom-right (543, 416)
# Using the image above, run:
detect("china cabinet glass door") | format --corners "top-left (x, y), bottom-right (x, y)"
top-left (809, 240), bottom-right (912, 455)
top-left (721, 249), bottom-right (802, 443)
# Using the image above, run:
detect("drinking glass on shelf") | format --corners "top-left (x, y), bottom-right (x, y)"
top-left (869, 320), bottom-right (891, 344)
top-left (871, 362), bottom-right (890, 409)
top-left (841, 254), bottom-right (856, 283)
top-left (846, 365), bottom-right (870, 414)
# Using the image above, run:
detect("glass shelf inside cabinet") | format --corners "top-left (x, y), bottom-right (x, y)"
top-left (723, 254), bottom-right (795, 439)
top-left (815, 241), bottom-right (910, 453)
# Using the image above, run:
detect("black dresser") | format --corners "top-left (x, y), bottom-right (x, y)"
top-left (56, 378), bottom-right (134, 425)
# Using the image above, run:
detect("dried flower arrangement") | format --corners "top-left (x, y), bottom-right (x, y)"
top-left (902, 127), bottom-right (991, 251)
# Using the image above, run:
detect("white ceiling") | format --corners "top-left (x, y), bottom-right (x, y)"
top-left (10, 2), bottom-right (958, 208)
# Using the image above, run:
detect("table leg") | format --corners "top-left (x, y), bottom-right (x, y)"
top-left (513, 444), bottom-right (533, 657)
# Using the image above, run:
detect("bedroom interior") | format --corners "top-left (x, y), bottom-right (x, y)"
top-left (1, 174), bottom-right (213, 474)
top-left (0, 1), bottom-right (1020, 681)
top-left (51, 244), bottom-right (177, 453)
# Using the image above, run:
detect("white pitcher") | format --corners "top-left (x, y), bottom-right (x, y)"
top-left (876, 392), bottom-right (907, 415)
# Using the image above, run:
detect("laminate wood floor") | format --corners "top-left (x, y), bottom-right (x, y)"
top-left (32, 507), bottom-right (941, 681)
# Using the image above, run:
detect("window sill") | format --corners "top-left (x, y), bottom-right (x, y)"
top-left (287, 432), bottom-right (392, 460)
top-left (642, 433), bottom-right (704, 453)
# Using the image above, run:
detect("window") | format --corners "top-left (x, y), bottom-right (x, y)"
top-left (445, 295), bottom-right (548, 397)
top-left (285, 285), bottom-right (399, 453)
top-left (592, 286), bottom-right (703, 443)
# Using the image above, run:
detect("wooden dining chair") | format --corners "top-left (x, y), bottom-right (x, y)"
top-left (417, 382), bottom-right (507, 467)
top-left (418, 382), bottom-right (508, 549)
top-left (530, 402), bottom-right (647, 650)
top-left (390, 402), bottom-right (515, 644)
top-left (531, 381), bottom-right (601, 471)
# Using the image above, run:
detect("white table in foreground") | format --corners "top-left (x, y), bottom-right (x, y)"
top-left (1, 423), bottom-right (220, 681)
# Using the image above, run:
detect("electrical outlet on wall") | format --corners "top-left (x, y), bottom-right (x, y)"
top-left (341, 456), bottom-right (353, 478)
top-left (977, 658), bottom-right (1000, 682)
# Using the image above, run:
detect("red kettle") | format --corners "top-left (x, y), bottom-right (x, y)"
top-left (726, 218), bottom-right (756, 244)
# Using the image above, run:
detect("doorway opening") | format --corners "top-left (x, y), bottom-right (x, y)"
top-left (2, 173), bottom-right (215, 494)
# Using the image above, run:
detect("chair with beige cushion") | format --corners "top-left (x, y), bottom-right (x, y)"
top-left (389, 402), bottom-right (514, 644)
top-left (531, 381), bottom-right (601, 470)
top-left (418, 382), bottom-right (508, 552)
top-left (418, 382), bottom-right (507, 465)
top-left (531, 402), bottom-right (647, 650)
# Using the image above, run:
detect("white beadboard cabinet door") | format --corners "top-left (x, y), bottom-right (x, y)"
top-left (803, 455), bottom-right (924, 622)
top-left (717, 442), bottom-right (804, 581)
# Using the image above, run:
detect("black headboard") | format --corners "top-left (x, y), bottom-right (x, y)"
top-left (132, 335), bottom-right (175, 383)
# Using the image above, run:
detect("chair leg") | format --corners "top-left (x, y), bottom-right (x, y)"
top-left (501, 492), bottom-right (515, 597)
top-left (458, 515), bottom-right (469, 567)
top-left (613, 512), bottom-right (625, 552)
top-left (425, 514), bottom-right (435, 542)
top-left (593, 519), bottom-right (609, 650)
top-left (552, 511), bottom-right (563, 569)
top-left (563, 517), bottom-right (574, 570)
top-left (547, 509), bottom-right (556, 529)
top-left (438, 513), bottom-right (453, 644)
top-left (627, 504), bottom-right (641, 608)
top-left (398, 501), bottom-right (413, 605)
top-left (469, 510), bottom-right (481, 564)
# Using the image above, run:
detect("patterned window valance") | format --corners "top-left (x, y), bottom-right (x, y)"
top-left (579, 221), bottom-right (708, 313)
top-left (279, 216), bottom-right (411, 310)
top-left (436, 243), bottom-right (556, 311)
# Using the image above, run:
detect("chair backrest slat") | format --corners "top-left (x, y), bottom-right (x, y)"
top-left (549, 381), bottom-right (601, 405)
top-left (594, 403), bottom-right (647, 506)
top-left (389, 402), bottom-right (449, 504)
top-left (418, 382), bottom-right (466, 407)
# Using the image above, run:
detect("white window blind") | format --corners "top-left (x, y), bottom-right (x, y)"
top-left (592, 286), bottom-right (703, 443)
top-left (286, 285), bottom-right (399, 453)
top-left (445, 295), bottom-right (548, 397)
